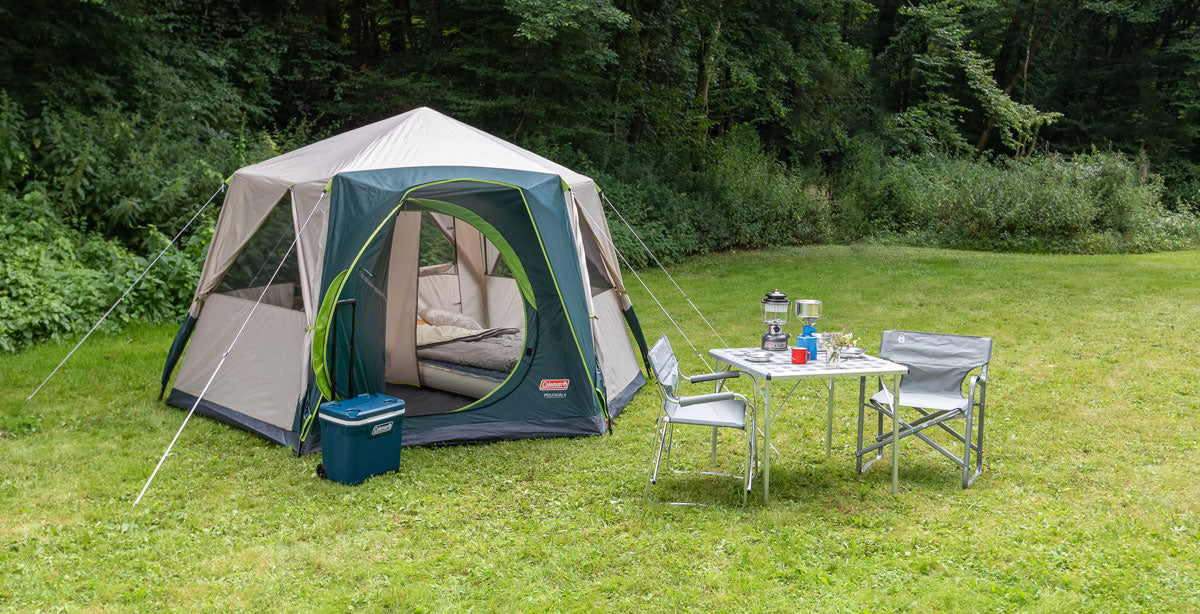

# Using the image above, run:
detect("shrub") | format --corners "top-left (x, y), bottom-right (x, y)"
top-left (566, 126), bottom-right (831, 267)
top-left (829, 148), bottom-right (1200, 253)
top-left (0, 93), bottom-right (322, 352)
top-left (0, 191), bottom-right (208, 352)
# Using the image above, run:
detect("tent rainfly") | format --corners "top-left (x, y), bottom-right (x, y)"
top-left (160, 107), bottom-right (650, 452)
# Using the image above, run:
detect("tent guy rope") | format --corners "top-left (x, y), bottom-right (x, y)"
top-left (27, 184), bottom-right (226, 402)
top-left (573, 197), bottom-right (714, 371)
top-left (134, 190), bottom-right (327, 506)
top-left (599, 192), bottom-right (731, 349)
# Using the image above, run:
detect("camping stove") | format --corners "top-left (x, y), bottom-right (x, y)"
top-left (794, 299), bottom-right (822, 360)
top-left (760, 289), bottom-right (791, 351)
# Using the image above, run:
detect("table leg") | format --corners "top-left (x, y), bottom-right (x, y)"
top-left (763, 377), bottom-right (771, 503)
top-left (856, 376), bottom-right (865, 473)
top-left (826, 378), bottom-right (835, 458)
top-left (891, 373), bottom-right (900, 495)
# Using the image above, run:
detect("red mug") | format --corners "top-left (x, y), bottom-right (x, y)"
top-left (791, 347), bottom-right (808, 364)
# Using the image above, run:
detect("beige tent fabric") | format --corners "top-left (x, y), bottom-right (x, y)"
top-left (174, 293), bottom-right (308, 429)
top-left (591, 289), bottom-right (641, 398)
top-left (417, 275), bottom-right (461, 313)
top-left (192, 107), bottom-right (611, 317)
top-left (195, 182), bottom-right (290, 300)
top-left (573, 191), bottom-right (630, 310)
top-left (484, 276), bottom-right (524, 329)
top-left (219, 283), bottom-right (296, 310)
top-left (384, 212), bottom-right (422, 385)
top-left (453, 223), bottom-right (488, 327)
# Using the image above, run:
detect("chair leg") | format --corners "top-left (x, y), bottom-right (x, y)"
top-left (743, 427), bottom-right (753, 505)
top-left (663, 423), bottom-right (676, 474)
top-left (961, 403), bottom-right (974, 489)
top-left (711, 426), bottom-right (719, 464)
top-left (649, 418), bottom-right (667, 487)
top-left (970, 400), bottom-right (986, 487)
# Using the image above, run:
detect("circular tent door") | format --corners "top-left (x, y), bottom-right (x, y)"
top-left (383, 210), bottom-right (529, 416)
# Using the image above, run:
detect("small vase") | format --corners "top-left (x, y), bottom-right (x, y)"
top-left (826, 348), bottom-right (840, 364)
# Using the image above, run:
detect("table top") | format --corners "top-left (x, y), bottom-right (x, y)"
top-left (709, 347), bottom-right (908, 380)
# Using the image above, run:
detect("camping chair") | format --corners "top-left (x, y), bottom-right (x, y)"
top-left (646, 334), bottom-right (756, 503)
top-left (856, 330), bottom-right (992, 489)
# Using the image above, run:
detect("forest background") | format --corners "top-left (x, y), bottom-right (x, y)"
top-left (2, 0), bottom-right (1199, 351)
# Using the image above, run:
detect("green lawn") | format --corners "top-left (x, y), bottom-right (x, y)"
top-left (2, 245), bottom-right (1198, 612)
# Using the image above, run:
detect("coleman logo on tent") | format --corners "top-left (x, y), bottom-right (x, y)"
top-left (370, 422), bottom-right (393, 437)
top-left (540, 379), bottom-right (570, 391)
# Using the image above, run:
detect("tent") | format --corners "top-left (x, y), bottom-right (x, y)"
top-left (160, 107), bottom-right (650, 452)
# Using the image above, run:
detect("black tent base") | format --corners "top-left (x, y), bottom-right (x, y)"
top-left (165, 389), bottom-right (317, 454)
top-left (166, 371), bottom-right (645, 454)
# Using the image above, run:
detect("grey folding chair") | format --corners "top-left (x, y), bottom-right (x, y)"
top-left (857, 330), bottom-right (993, 488)
top-left (646, 334), bottom-right (757, 503)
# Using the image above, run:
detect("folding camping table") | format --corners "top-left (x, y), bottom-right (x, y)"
top-left (709, 348), bottom-right (909, 499)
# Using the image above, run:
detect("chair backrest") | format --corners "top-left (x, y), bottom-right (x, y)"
top-left (879, 330), bottom-right (992, 398)
top-left (647, 334), bottom-right (681, 398)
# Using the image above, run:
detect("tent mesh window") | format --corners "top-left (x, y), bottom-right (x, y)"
top-left (582, 234), bottom-right (614, 295)
top-left (214, 198), bottom-right (304, 311)
top-left (418, 212), bottom-right (457, 269)
top-left (489, 252), bottom-right (513, 278)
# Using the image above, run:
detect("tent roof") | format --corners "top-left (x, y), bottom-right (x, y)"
top-left (235, 107), bottom-right (592, 189)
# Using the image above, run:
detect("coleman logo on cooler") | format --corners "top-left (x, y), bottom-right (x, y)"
top-left (370, 421), bottom-right (393, 437)
top-left (539, 379), bottom-right (570, 391)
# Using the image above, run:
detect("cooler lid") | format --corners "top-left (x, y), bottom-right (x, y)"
top-left (319, 393), bottom-right (405, 421)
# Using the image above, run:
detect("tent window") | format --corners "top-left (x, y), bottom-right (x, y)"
top-left (214, 198), bottom-right (304, 311)
top-left (488, 240), bottom-right (514, 278)
top-left (419, 212), bottom-right (456, 268)
top-left (582, 234), bottom-right (614, 293)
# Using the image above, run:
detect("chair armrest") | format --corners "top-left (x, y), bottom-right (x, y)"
top-left (677, 392), bottom-right (737, 407)
top-left (682, 370), bottom-right (741, 384)
top-left (968, 375), bottom-right (984, 406)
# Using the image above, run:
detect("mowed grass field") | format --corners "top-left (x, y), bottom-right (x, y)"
top-left (1, 245), bottom-right (1198, 612)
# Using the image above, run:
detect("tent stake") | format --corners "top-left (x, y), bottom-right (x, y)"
top-left (27, 184), bottom-right (226, 402)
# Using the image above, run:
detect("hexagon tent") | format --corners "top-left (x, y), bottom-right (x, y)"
top-left (160, 108), bottom-right (649, 452)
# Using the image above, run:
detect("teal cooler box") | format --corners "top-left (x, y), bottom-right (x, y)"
top-left (317, 394), bottom-right (405, 485)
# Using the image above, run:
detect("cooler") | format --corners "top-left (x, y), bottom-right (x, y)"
top-left (317, 393), bottom-right (405, 485)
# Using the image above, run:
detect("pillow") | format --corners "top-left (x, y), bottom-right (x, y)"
top-left (419, 307), bottom-right (482, 330)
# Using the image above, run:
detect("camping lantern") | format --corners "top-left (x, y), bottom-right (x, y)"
top-left (760, 289), bottom-right (791, 351)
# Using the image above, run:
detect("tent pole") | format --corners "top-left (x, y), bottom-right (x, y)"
top-left (27, 184), bottom-right (226, 402)
top-left (134, 190), bottom-right (328, 506)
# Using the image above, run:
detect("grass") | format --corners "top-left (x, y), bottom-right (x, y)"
top-left (2, 244), bottom-right (1199, 612)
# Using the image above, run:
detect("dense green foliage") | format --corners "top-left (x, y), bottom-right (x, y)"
top-left (2, 0), bottom-right (1200, 350)
top-left (0, 190), bottom-right (205, 352)
top-left (831, 148), bottom-right (1200, 253)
